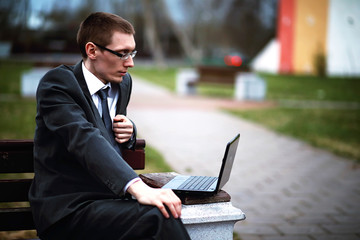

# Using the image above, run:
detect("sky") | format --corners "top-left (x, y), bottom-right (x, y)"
top-left (28, 0), bottom-right (100, 28)
top-left (28, 0), bottom-right (185, 29)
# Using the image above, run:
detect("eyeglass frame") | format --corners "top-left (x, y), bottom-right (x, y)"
top-left (93, 42), bottom-right (137, 60)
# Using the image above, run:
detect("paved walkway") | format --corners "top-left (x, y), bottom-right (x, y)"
top-left (128, 77), bottom-right (360, 240)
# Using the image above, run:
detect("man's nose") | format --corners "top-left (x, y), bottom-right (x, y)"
top-left (124, 56), bottom-right (134, 67)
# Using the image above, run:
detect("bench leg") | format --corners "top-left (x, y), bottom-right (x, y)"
top-left (180, 202), bottom-right (246, 240)
top-left (184, 220), bottom-right (237, 240)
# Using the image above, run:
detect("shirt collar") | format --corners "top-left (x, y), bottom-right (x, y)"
top-left (82, 62), bottom-right (111, 96)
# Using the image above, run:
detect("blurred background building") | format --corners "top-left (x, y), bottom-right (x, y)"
top-left (252, 0), bottom-right (360, 77)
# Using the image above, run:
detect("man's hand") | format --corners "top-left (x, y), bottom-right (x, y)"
top-left (127, 180), bottom-right (182, 219)
top-left (113, 115), bottom-right (133, 144)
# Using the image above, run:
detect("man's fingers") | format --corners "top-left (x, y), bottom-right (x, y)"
top-left (155, 190), bottom-right (182, 219)
top-left (114, 114), bottom-right (128, 123)
top-left (113, 127), bottom-right (132, 134)
top-left (115, 133), bottom-right (132, 144)
top-left (127, 181), bottom-right (182, 220)
top-left (115, 133), bottom-right (132, 138)
top-left (156, 202), bottom-right (170, 218)
top-left (163, 190), bottom-right (181, 218)
top-left (113, 119), bottom-right (133, 143)
top-left (169, 191), bottom-right (182, 217)
top-left (167, 203), bottom-right (179, 219)
top-left (113, 123), bottom-right (130, 130)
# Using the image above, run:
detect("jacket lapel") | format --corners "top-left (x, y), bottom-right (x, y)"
top-left (73, 61), bottom-right (112, 142)
top-left (115, 83), bottom-right (124, 115)
top-left (116, 73), bottom-right (131, 115)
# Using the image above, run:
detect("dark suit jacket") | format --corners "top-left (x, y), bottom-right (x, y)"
top-left (29, 61), bottom-right (138, 235)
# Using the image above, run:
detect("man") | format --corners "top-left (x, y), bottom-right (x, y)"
top-left (29, 12), bottom-right (190, 240)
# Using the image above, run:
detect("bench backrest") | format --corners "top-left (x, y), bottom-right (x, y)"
top-left (197, 65), bottom-right (250, 85)
top-left (0, 139), bottom-right (145, 231)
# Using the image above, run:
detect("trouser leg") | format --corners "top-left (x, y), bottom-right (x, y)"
top-left (40, 198), bottom-right (190, 240)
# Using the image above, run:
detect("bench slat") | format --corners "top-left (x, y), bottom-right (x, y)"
top-left (0, 179), bottom-right (32, 202)
top-left (0, 208), bottom-right (35, 231)
top-left (0, 140), bottom-right (34, 173)
top-left (0, 139), bottom-right (146, 172)
top-left (197, 65), bottom-right (250, 85)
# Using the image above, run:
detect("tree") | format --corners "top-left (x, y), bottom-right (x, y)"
top-left (2, 0), bottom-right (278, 65)
top-left (0, 0), bottom-right (31, 41)
top-left (143, 0), bottom-right (167, 68)
top-left (159, 0), bottom-right (202, 64)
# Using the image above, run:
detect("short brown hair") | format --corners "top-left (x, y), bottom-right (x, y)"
top-left (77, 12), bottom-right (135, 58)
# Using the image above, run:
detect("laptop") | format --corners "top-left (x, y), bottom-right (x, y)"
top-left (162, 134), bottom-right (240, 195)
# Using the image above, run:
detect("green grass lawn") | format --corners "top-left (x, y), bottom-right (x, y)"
top-left (131, 67), bottom-right (360, 162)
top-left (0, 61), bottom-right (32, 95)
top-left (262, 73), bottom-right (360, 102)
top-left (0, 100), bottom-right (37, 139)
top-left (129, 67), bottom-right (177, 92)
top-left (226, 108), bottom-right (360, 161)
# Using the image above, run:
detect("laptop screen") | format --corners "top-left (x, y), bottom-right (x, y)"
top-left (217, 134), bottom-right (240, 190)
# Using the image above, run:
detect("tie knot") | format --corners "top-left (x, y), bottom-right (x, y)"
top-left (97, 87), bottom-right (109, 100)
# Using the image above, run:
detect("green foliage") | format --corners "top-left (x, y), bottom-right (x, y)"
top-left (314, 52), bottom-right (327, 77)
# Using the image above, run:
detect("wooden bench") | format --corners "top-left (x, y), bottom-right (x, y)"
top-left (197, 65), bottom-right (250, 85)
top-left (0, 139), bottom-right (146, 232)
top-left (176, 65), bottom-right (250, 96)
top-left (176, 66), bottom-right (267, 101)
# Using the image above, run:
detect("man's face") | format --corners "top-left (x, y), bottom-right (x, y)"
top-left (93, 31), bottom-right (136, 84)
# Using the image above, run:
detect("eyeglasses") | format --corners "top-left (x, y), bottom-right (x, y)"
top-left (93, 42), bottom-right (137, 60)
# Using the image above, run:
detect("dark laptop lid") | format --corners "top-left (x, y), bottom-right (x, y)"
top-left (216, 134), bottom-right (240, 191)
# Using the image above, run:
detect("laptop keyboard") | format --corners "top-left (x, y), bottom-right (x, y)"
top-left (178, 176), bottom-right (217, 191)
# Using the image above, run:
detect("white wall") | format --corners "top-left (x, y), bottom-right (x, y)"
top-left (250, 39), bottom-right (280, 74)
top-left (327, 0), bottom-right (360, 76)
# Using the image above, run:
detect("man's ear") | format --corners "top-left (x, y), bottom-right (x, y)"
top-left (85, 42), bottom-right (97, 60)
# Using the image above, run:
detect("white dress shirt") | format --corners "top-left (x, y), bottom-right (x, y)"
top-left (82, 63), bottom-right (140, 193)
top-left (82, 63), bottom-right (119, 123)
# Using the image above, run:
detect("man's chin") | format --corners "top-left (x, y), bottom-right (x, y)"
top-left (108, 76), bottom-right (123, 84)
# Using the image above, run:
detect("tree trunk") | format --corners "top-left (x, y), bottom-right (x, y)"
top-left (143, 0), bottom-right (167, 68)
top-left (158, 0), bottom-right (202, 64)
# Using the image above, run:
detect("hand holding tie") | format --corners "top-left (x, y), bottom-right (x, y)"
top-left (113, 115), bottom-right (134, 144)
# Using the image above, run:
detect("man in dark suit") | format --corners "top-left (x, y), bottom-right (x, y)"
top-left (29, 12), bottom-right (190, 240)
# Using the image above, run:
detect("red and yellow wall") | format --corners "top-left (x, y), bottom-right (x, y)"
top-left (278, 0), bottom-right (328, 75)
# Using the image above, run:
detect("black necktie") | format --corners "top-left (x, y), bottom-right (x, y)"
top-left (97, 88), bottom-right (122, 156)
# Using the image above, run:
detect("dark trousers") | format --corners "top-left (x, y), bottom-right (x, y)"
top-left (40, 198), bottom-right (190, 240)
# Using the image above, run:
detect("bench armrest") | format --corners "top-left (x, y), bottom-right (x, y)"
top-left (122, 139), bottom-right (146, 170)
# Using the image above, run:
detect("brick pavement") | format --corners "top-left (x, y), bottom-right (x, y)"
top-left (128, 78), bottom-right (360, 240)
